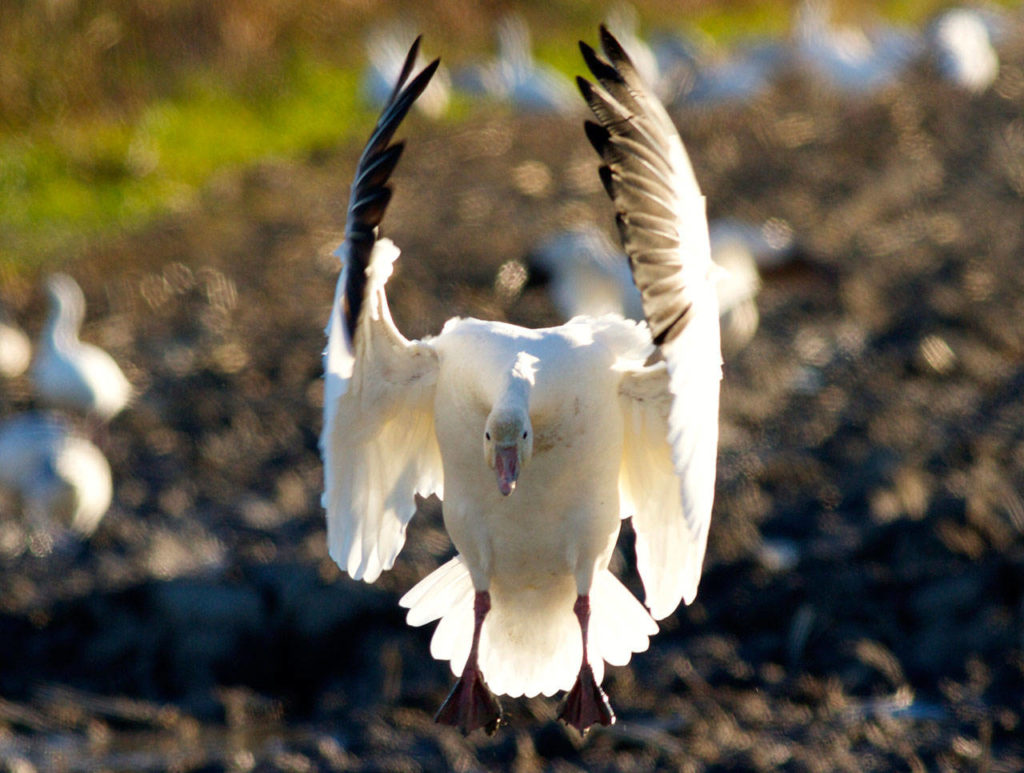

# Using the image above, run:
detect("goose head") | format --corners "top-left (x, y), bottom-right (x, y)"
top-left (483, 351), bottom-right (538, 496)
top-left (484, 406), bottom-right (533, 496)
top-left (43, 273), bottom-right (86, 346)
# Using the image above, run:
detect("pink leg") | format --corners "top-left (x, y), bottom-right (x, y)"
top-left (558, 594), bottom-right (615, 733)
top-left (434, 590), bottom-right (503, 735)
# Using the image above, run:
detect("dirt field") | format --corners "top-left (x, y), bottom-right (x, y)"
top-left (2, 23), bottom-right (1024, 773)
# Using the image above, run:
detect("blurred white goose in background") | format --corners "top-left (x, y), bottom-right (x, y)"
top-left (710, 217), bottom-right (799, 271)
top-left (928, 7), bottom-right (1000, 92)
top-left (31, 273), bottom-right (131, 421)
top-left (527, 218), bottom-right (797, 355)
top-left (0, 412), bottom-right (113, 543)
top-left (653, 30), bottom-right (788, 108)
top-left (453, 13), bottom-right (578, 113)
top-left (794, 0), bottom-right (922, 95)
top-left (527, 226), bottom-right (644, 321)
top-left (362, 23), bottom-right (451, 118)
top-left (0, 315), bottom-right (31, 379)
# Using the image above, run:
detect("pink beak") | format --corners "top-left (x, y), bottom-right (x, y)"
top-left (495, 446), bottom-right (519, 496)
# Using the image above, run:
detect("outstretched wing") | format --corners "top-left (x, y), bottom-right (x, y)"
top-left (580, 27), bottom-right (722, 619)
top-left (321, 39), bottom-right (444, 583)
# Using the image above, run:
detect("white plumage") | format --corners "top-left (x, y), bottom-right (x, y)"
top-left (0, 318), bottom-right (31, 379)
top-left (0, 412), bottom-right (113, 539)
top-left (31, 273), bottom-right (131, 421)
top-left (322, 31), bottom-right (721, 733)
top-left (929, 8), bottom-right (1000, 93)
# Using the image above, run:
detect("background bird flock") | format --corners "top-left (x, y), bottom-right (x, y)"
top-left (1, 1), bottom-right (1024, 769)
top-left (0, 273), bottom-right (128, 553)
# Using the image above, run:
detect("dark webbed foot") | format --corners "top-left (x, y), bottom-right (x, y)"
top-left (557, 661), bottom-right (615, 733)
top-left (434, 664), bottom-right (503, 735)
top-left (434, 589), bottom-right (503, 735)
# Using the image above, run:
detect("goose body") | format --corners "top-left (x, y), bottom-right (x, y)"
top-left (422, 317), bottom-right (657, 698)
top-left (322, 31), bottom-right (721, 733)
top-left (0, 412), bottom-right (112, 539)
top-left (31, 274), bottom-right (131, 421)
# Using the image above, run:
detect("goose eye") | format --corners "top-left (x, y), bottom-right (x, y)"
top-left (522, 431), bottom-right (528, 439)
top-left (485, 432), bottom-right (491, 441)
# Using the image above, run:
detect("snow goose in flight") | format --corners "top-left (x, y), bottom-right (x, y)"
top-left (31, 273), bottom-right (131, 421)
top-left (321, 30), bottom-right (721, 735)
top-left (0, 412), bottom-right (113, 546)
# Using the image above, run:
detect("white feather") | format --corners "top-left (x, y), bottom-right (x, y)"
top-left (0, 319), bottom-right (31, 379)
top-left (403, 556), bottom-right (656, 698)
top-left (0, 412), bottom-right (112, 538)
top-left (31, 273), bottom-right (131, 421)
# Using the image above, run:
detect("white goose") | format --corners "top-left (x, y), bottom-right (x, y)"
top-left (322, 30), bottom-right (722, 734)
top-left (794, 0), bottom-right (921, 95)
top-left (31, 273), bottom-right (131, 421)
top-left (0, 317), bottom-right (31, 379)
top-left (0, 412), bottom-right (113, 540)
top-left (454, 14), bottom-right (579, 114)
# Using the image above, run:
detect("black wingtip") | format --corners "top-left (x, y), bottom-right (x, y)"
top-left (597, 163), bottom-right (616, 200)
top-left (580, 34), bottom-right (625, 89)
top-left (390, 56), bottom-right (441, 124)
top-left (599, 24), bottom-right (636, 73)
top-left (583, 120), bottom-right (609, 154)
top-left (342, 38), bottom-right (438, 341)
top-left (598, 24), bottom-right (629, 66)
top-left (575, 75), bottom-right (591, 102)
top-left (386, 35), bottom-right (424, 107)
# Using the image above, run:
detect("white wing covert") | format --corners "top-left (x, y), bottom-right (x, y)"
top-left (580, 27), bottom-right (722, 619)
top-left (321, 41), bottom-right (443, 583)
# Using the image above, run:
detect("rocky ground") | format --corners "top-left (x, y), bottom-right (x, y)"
top-left (2, 26), bottom-right (1024, 773)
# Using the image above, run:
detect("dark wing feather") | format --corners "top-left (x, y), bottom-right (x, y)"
top-left (582, 26), bottom-right (723, 617)
top-left (578, 26), bottom-right (710, 346)
top-left (343, 38), bottom-right (439, 340)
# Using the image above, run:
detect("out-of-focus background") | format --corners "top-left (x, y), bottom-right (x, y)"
top-left (2, 1), bottom-right (1024, 770)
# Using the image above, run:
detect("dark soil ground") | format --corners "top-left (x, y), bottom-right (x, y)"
top-left (2, 26), bottom-right (1024, 773)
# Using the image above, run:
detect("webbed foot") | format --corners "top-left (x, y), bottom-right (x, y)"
top-left (557, 662), bottom-right (615, 733)
top-left (434, 664), bottom-right (503, 735)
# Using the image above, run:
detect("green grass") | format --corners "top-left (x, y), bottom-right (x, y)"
top-left (0, 0), bottom-right (1014, 271)
top-left (0, 54), bottom-right (374, 269)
